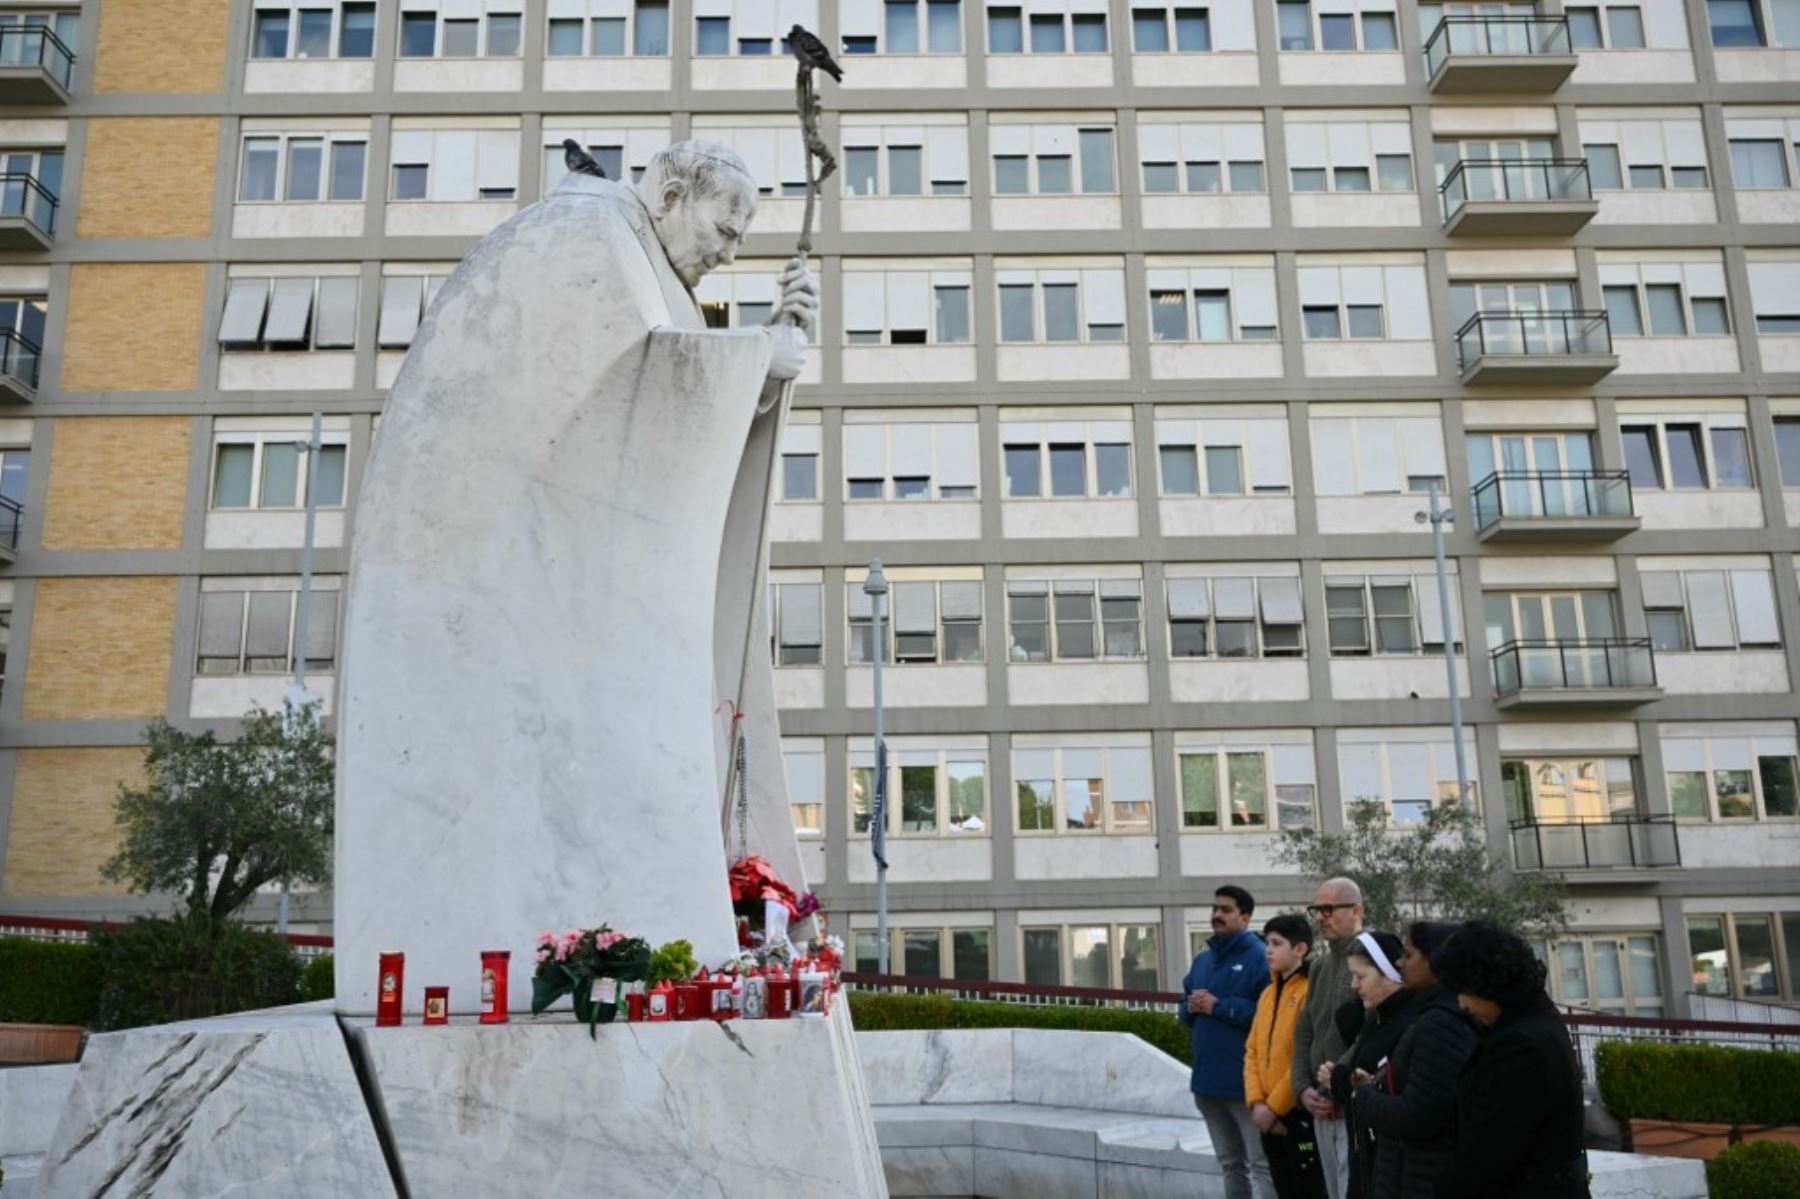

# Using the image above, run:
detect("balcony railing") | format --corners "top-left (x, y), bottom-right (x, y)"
top-left (1424, 16), bottom-right (1573, 74)
top-left (0, 171), bottom-right (56, 235)
top-left (0, 25), bottom-right (75, 90)
top-left (0, 495), bottom-right (20, 553)
top-left (1441, 158), bottom-right (1592, 223)
top-left (1455, 310), bottom-right (1612, 372)
top-left (1491, 637), bottom-right (1656, 697)
top-left (1472, 470), bottom-right (1634, 529)
top-left (0, 328), bottom-right (40, 391)
top-left (1511, 814), bottom-right (1680, 871)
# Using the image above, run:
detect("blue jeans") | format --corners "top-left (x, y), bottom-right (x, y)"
top-left (1194, 1094), bottom-right (1276, 1199)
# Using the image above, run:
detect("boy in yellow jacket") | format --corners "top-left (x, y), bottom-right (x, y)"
top-left (1245, 913), bottom-right (1326, 1199)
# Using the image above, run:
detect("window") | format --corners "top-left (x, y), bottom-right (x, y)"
top-left (377, 270), bottom-right (452, 347)
top-left (1501, 757), bottom-right (1639, 824)
top-left (1178, 736), bottom-right (1316, 831)
top-left (1020, 921), bottom-right (1160, 990)
top-left (239, 133), bottom-right (367, 203)
top-left (1577, 116), bottom-right (1709, 192)
top-left (993, 268), bottom-right (1127, 344)
top-left (842, 417), bottom-right (979, 501)
top-left (842, 0), bottom-right (962, 53)
top-left (847, 575), bottom-right (984, 664)
top-left (387, 127), bottom-right (519, 202)
top-left (1775, 419), bottom-right (1800, 486)
top-left (542, 128), bottom-right (665, 192)
top-left (779, 419), bottom-right (820, 502)
top-left (1145, 266), bottom-right (1278, 342)
top-left (1310, 414), bottom-right (1446, 497)
top-left (1707, 0), bottom-right (1767, 47)
top-left (218, 274), bottom-right (360, 352)
top-left (1167, 575), bottom-right (1305, 659)
top-left (1565, 3), bottom-right (1648, 49)
top-left (1538, 934), bottom-right (1664, 1017)
top-left (1007, 578), bottom-right (1143, 662)
top-left (1325, 572), bottom-right (1461, 658)
top-left (1012, 741), bottom-right (1153, 834)
top-left (854, 924), bottom-right (992, 979)
top-left (1663, 726), bottom-right (1799, 822)
top-left (850, 743), bottom-right (988, 836)
top-left (1337, 729), bottom-right (1479, 825)
top-left (1277, 0), bottom-right (1399, 51)
top-left (988, 3), bottom-right (1106, 52)
top-left (542, 1), bottom-right (670, 56)
top-left (1132, 4), bottom-right (1212, 51)
top-left (1748, 260), bottom-right (1800, 334)
top-left (210, 427), bottom-right (349, 511)
top-left (782, 740), bottom-right (825, 837)
top-left (842, 269), bottom-right (975, 346)
top-left (251, 2), bottom-right (374, 59)
top-left (1138, 122), bottom-right (1267, 196)
top-left (1731, 139), bottom-right (1791, 188)
top-left (1640, 566), bottom-right (1782, 653)
top-left (989, 125), bottom-right (1117, 195)
top-left (1286, 121), bottom-right (1415, 195)
top-left (1598, 261), bottom-right (1731, 338)
top-left (766, 576), bottom-right (823, 666)
top-left (1687, 912), bottom-right (1800, 1003)
top-left (1296, 263), bottom-right (1430, 341)
top-left (1155, 413), bottom-right (1290, 496)
top-left (197, 580), bottom-right (342, 676)
top-left (1618, 416), bottom-right (1752, 491)
top-left (1001, 417), bottom-right (1133, 499)
top-left (394, 3), bottom-right (526, 58)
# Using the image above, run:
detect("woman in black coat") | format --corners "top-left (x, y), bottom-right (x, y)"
top-left (1351, 921), bottom-right (1478, 1199)
top-left (1429, 921), bottom-right (1591, 1199)
top-left (1317, 931), bottom-right (1417, 1199)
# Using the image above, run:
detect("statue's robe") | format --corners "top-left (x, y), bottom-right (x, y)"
top-left (333, 177), bottom-right (807, 1013)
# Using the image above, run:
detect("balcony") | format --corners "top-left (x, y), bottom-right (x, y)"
top-left (0, 172), bottom-right (56, 249)
top-left (0, 26), bottom-right (74, 103)
top-left (1511, 814), bottom-right (1681, 872)
top-left (0, 496), bottom-right (20, 563)
top-left (1441, 159), bottom-right (1597, 237)
top-left (1472, 471), bottom-right (1640, 542)
top-left (1455, 311), bottom-right (1617, 386)
top-left (1491, 638), bottom-right (1661, 709)
top-left (1424, 17), bottom-right (1577, 93)
top-left (0, 328), bottom-right (40, 401)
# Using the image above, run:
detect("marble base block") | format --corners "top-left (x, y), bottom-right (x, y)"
top-left (36, 1002), bottom-right (394, 1197)
top-left (351, 1004), bottom-right (887, 1198)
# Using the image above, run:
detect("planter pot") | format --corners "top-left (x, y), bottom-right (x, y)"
top-left (1626, 1118), bottom-right (1800, 1161)
top-left (0, 1021), bottom-right (83, 1064)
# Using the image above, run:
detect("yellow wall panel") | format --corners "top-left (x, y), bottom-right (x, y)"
top-left (1, 747), bottom-right (142, 897)
top-left (41, 416), bottom-right (189, 550)
top-left (77, 119), bottom-right (217, 239)
top-left (60, 263), bottom-right (205, 392)
top-left (22, 577), bottom-right (176, 721)
top-left (94, 0), bottom-right (229, 95)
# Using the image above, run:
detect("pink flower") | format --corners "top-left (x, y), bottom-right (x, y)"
top-left (595, 931), bottom-right (624, 951)
top-left (554, 940), bottom-right (571, 962)
top-left (535, 948), bottom-right (551, 964)
top-left (537, 931), bottom-right (556, 948)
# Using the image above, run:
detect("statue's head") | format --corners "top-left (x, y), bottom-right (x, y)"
top-left (637, 140), bottom-right (759, 289)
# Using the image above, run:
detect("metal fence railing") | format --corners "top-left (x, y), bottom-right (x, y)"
top-left (1687, 992), bottom-right (1800, 1027)
top-left (0, 495), bottom-right (21, 552)
top-left (0, 25), bottom-right (75, 89)
top-left (0, 170), bottom-right (57, 234)
top-left (1490, 637), bottom-right (1656, 696)
top-left (1425, 16), bottom-right (1572, 75)
top-left (1471, 469), bottom-right (1633, 529)
top-left (0, 326), bottom-right (39, 390)
top-left (0, 912), bottom-right (335, 960)
top-left (1455, 310), bottom-right (1612, 371)
top-left (1559, 1006), bottom-right (1800, 1082)
top-left (1441, 157), bottom-right (1592, 222)
top-left (1510, 814), bottom-right (1680, 871)
top-left (842, 971), bottom-right (1181, 1011)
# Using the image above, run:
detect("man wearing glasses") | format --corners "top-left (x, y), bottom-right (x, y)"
top-left (1288, 878), bottom-right (1364, 1199)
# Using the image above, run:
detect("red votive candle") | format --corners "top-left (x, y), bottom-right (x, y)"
top-left (376, 951), bottom-right (404, 1027)
top-left (424, 986), bottom-right (449, 1025)
top-left (480, 950), bottom-right (510, 1023)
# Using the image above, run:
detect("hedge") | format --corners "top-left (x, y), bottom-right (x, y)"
top-left (0, 938), bottom-right (102, 1026)
top-left (1707, 1140), bottom-right (1800, 1199)
top-left (846, 991), bottom-right (1190, 1065)
top-left (301, 953), bottom-right (335, 1002)
top-left (92, 916), bottom-right (303, 1031)
top-left (1596, 1041), bottom-right (1800, 1128)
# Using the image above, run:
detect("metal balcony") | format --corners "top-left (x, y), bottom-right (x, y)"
top-left (1441, 158), bottom-right (1597, 236)
top-left (0, 329), bottom-right (40, 402)
top-left (0, 172), bottom-right (56, 249)
top-left (1511, 814), bottom-right (1681, 872)
top-left (0, 26), bottom-right (74, 103)
top-left (1472, 471), bottom-right (1640, 542)
top-left (0, 496), bottom-right (20, 563)
top-left (1491, 638), bottom-right (1661, 709)
top-left (1425, 17), bottom-right (1577, 93)
top-left (1455, 311), bottom-right (1617, 386)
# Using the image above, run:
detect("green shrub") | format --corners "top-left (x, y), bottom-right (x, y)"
top-left (300, 953), bottom-right (335, 1002)
top-left (846, 991), bottom-right (1190, 1065)
top-left (1707, 1140), bottom-right (1800, 1199)
top-left (1596, 1041), bottom-right (1800, 1128)
top-left (0, 938), bottom-right (102, 1026)
top-left (92, 914), bottom-right (302, 1031)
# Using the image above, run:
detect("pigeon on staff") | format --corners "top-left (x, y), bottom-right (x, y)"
top-left (787, 24), bottom-right (843, 81)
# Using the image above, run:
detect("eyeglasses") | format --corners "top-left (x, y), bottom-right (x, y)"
top-left (1306, 903), bottom-right (1356, 916)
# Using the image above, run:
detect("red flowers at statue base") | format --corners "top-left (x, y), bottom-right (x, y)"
top-left (728, 854), bottom-right (799, 917)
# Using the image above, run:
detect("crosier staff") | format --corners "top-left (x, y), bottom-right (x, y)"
top-left (720, 28), bottom-right (839, 854)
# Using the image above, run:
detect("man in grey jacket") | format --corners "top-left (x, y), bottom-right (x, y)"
top-left (1289, 877), bottom-right (1364, 1199)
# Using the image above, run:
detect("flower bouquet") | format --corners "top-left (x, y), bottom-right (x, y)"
top-left (530, 924), bottom-right (651, 1037)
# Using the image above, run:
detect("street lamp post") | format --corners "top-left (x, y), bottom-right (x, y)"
top-left (863, 559), bottom-right (889, 974)
top-left (1418, 481), bottom-right (1472, 818)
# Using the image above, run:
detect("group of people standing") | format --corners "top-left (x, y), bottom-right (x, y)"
top-left (1178, 878), bottom-right (1591, 1199)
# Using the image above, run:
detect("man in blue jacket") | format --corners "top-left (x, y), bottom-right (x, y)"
top-left (1179, 884), bottom-right (1274, 1199)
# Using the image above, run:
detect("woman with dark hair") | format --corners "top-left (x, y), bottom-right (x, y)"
top-left (1430, 921), bottom-right (1591, 1199)
top-left (1314, 931), bottom-right (1415, 1199)
top-left (1348, 921), bottom-right (1476, 1199)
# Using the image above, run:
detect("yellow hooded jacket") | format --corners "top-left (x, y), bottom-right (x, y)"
top-left (1244, 963), bottom-right (1311, 1118)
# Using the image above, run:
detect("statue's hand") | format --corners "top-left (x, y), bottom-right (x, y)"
top-left (773, 255), bottom-right (820, 332)
top-left (765, 324), bottom-right (808, 381)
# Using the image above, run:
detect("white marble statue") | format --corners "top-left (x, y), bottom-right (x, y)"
top-left (333, 142), bottom-right (819, 1013)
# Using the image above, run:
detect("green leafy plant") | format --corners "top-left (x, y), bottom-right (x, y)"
top-left (529, 926), bottom-right (652, 1038)
top-left (1707, 1140), bottom-right (1800, 1199)
top-left (300, 953), bottom-right (335, 1002)
top-left (846, 992), bottom-right (1190, 1065)
top-left (91, 913), bottom-right (302, 1031)
top-left (0, 938), bottom-right (102, 1026)
top-left (1596, 1041), bottom-right (1800, 1129)
top-left (1269, 798), bottom-right (1568, 936)
top-left (647, 939), bottom-right (698, 986)
top-left (101, 709), bottom-right (334, 922)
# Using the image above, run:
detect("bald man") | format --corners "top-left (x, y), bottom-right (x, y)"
top-left (1289, 877), bottom-right (1364, 1199)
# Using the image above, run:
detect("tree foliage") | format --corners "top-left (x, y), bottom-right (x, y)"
top-left (1268, 799), bottom-right (1568, 937)
top-left (101, 707), bottom-right (334, 921)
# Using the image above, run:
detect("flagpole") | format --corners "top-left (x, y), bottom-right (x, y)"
top-left (864, 559), bottom-right (889, 975)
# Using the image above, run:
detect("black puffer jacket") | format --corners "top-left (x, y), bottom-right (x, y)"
top-left (1352, 984), bottom-right (1479, 1199)
top-left (1432, 991), bottom-right (1591, 1199)
top-left (1328, 988), bottom-right (1418, 1199)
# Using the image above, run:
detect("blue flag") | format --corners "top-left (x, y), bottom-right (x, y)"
top-left (871, 738), bottom-right (888, 869)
